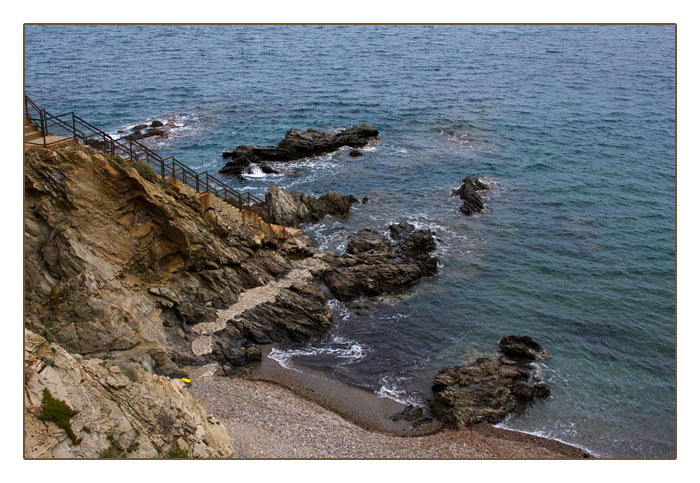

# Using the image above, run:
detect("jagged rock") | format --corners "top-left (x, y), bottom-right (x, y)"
top-left (348, 150), bottom-right (363, 157)
top-left (150, 120), bottom-right (164, 128)
top-left (430, 335), bottom-right (551, 427)
top-left (320, 224), bottom-right (438, 301)
top-left (452, 176), bottom-right (489, 215)
top-left (23, 145), bottom-right (322, 376)
top-left (258, 184), bottom-right (358, 228)
top-left (24, 330), bottom-right (234, 458)
top-left (220, 124), bottom-right (378, 175)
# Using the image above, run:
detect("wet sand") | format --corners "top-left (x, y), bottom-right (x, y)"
top-left (187, 356), bottom-right (591, 459)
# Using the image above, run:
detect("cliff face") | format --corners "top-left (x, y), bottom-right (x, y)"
top-left (23, 144), bottom-right (337, 457)
top-left (23, 145), bottom-right (330, 377)
top-left (24, 330), bottom-right (234, 458)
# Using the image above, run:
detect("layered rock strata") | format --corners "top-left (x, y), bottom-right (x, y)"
top-left (253, 184), bottom-right (358, 228)
top-left (24, 330), bottom-right (234, 458)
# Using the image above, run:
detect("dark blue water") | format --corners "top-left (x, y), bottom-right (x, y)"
top-left (25, 25), bottom-right (676, 458)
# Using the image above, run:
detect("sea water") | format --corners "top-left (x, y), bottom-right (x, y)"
top-left (25, 25), bottom-right (675, 458)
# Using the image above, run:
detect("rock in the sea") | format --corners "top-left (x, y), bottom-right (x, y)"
top-left (430, 335), bottom-right (551, 427)
top-left (348, 149), bottom-right (363, 157)
top-left (258, 184), bottom-right (358, 228)
top-left (220, 124), bottom-right (378, 175)
top-left (452, 176), bottom-right (489, 215)
top-left (320, 223), bottom-right (438, 301)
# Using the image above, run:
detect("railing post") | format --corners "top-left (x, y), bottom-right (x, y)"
top-left (206, 172), bottom-right (210, 193)
top-left (171, 158), bottom-right (175, 179)
top-left (71, 113), bottom-right (77, 141)
top-left (161, 158), bottom-right (165, 178)
top-left (41, 110), bottom-right (46, 147)
top-left (195, 173), bottom-right (199, 192)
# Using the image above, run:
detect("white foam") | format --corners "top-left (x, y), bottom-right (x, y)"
top-left (242, 165), bottom-right (266, 178)
top-left (327, 299), bottom-right (351, 320)
top-left (376, 375), bottom-right (424, 406)
top-left (267, 337), bottom-right (370, 370)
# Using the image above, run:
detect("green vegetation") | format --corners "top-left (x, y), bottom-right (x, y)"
top-left (134, 161), bottom-right (158, 182)
top-left (166, 445), bottom-right (189, 458)
top-left (37, 389), bottom-right (81, 445)
top-left (99, 434), bottom-right (125, 458)
top-left (48, 286), bottom-right (68, 313)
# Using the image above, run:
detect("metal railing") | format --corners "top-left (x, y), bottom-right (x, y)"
top-left (24, 94), bottom-right (265, 210)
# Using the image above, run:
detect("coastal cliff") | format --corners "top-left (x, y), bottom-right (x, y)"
top-left (22, 143), bottom-right (440, 457)
top-left (23, 143), bottom-right (583, 458)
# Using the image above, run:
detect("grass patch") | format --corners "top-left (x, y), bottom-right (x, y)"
top-left (37, 389), bottom-right (81, 445)
top-left (134, 161), bottom-right (159, 183)
top-left (99, 434), bottom-right (125, 458)
top-left (166, 445), bottom-right (189, 458)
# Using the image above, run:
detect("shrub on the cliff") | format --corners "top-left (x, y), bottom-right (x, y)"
top-left (134, 161), bottom-right (158, 182)
top-left (166, 445), bottom-right (189, 458)
top-left (99, 434), bottom-right (125, 458)
top-left (37, 388), bottom-right (81, 445)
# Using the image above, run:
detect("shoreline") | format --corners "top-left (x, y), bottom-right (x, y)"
top-left (187, 353), bottom-right (592, 459)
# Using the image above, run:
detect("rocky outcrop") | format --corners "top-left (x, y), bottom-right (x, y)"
top-left (254, 184), bottom-right (358, 227)
top-left (23, 145), bottom-right (330, 379)
top-left (220, 123), bottom-right (378, 175)
top-left (430, 336), bottom-right (551, 427)
top-left (452, 176), bottom-right (489, 215)
top-left (118, 119), bottom-right (177, 142)
top-left (24, 330), bottom-right (234, 458)
top-left (320, 223), bottom-right (439, 301)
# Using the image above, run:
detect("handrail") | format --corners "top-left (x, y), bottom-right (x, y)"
top-left (24, 94), bottom-right (265, 209)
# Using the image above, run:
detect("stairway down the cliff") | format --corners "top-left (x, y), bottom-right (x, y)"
top-left (24, 94), bottom-right (264, 210)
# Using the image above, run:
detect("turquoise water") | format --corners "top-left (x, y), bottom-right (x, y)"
top-left (25, 25), bottom-right (675, 458)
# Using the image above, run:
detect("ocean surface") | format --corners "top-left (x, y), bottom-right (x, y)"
top-left (24, 25), bottom-right (676, 458)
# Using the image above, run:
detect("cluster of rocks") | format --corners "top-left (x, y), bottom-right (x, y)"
top-left (220, 123), bottom-right (378, 176)
top-left (430, 335), bottom-right (551, 427)
top-left (119, 120), bottom-right (171, 142)
top-left (320, 222), bottom-right (439, 301)
top-left (253, 184), bottom-right (358, 228)
top-left (452, 176), bottom-right (490, 215)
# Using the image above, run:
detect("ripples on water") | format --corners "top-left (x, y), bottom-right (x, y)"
top-left (25, 25), bottom-right (675, 458)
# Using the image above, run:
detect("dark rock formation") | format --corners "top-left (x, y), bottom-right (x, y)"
top-left (256, 184), bottom-right (358, 228)
top-left (430, 336), bottom-right (551, 427)
top-left (452, 176), bottom-right (489, 215)
top-left (150, 120), bottom-right (164, 128)
top-left (220, 124), bottom-right (378, 175)
top-left (348, 149), bottom-right (363, 157)
top-left (320, 224), bottom-right (438, 301)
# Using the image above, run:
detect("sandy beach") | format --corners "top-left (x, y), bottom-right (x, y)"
top-left (187, 361), bottom-right (591, 459)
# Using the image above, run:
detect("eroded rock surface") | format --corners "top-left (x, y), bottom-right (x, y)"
top-left (320, 223), bottom-right (439, 301)
top-left (430, 336), bottom-right (551, 427)
top-left (23, 145), bottom-right (329, 378)
top-left (452, 176), bottom-right (489, 215)
top-left (254, 184), bottom-right (358, 227)
top-left (220, 123), bottom-right (378, 175)
top-left (24, 330), bottom-right (234, 458)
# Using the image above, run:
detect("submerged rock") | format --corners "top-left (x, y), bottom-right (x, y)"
top-left (320, 223), bottom-right (438, 301)
top-left (220, 123), bottom-right (378, 175)
top-left (452, 176), bottom-right (489, 215)
top-left (256, 184), bottom-right (358, 228)
top-left (430, 335), bottom-right (551, 427)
